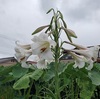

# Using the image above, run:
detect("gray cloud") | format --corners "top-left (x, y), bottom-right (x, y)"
top-left (0, 0), bottom-right (100, 58)
top-left (40, 0), bottom-right (57, 12)
top-left (61, 0), bottom-right (100, 22)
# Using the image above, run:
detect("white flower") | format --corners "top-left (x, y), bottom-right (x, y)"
top-left (70, 52), bottom-right (87, 69)
top-left (37, 59), bottom-right (47, 69)
top-left (31, 33), bottom-right (56, 60)
top-left (85, 59), bottom-right (93, 70)
top-left (15, 42), bottom-right (32, 68)
top-left (71, 45), bottom-right (99, 62)
top-left (32, 56), bottom-right (47, 69)
top-left (70, 45), bottom-right (99, 70)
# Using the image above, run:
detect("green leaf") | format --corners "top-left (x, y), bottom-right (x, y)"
top-left (1, 75), bottom-right (14, 84)
top-left (29, 69), bottom-right (43, 80)
top-left (12, 64), bottom-right (28, 78)
top-left (13, 75), bottom-right (30, 90)
top-left (43, 62), bottom-right (55, 82)
top-left (79, 81), bottom-right (96, 99)
top-left (44, 87), bottom-right (55, 99)
top-left (32, 25), bottom-right (49, 35)
top-left (94, 63), bottom-right (100, 71)
top-left (0, 66), bottom-right (13, 76)
top-left (88, 70), bottom-right (100, 85)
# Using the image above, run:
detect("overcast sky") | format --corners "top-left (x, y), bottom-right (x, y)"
top-left (0, 0), bottom-right (100, 58)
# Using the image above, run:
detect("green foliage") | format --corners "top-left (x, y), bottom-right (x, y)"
top-left (12, 64), bottom-right (28, 78)
top-left (0, 85), bottom-right (15, 99)
top-left (13, 69), bottom-right (43, 90)
top-left (1, 9), bottom-right (100, 99)
top-left (13, 75), bottom-right (30, 90)
top-left (88, 63), bottom-right (100, 86)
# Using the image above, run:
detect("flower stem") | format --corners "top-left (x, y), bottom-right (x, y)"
top-left (54, 16), bottom-right (60, 99)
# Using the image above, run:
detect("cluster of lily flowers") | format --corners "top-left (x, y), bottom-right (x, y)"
top-left (64, 43), bottom-right (99, 70)
top-left (15, 33), bottom-right (56, 69)
top-left (14, 32), bottom-right (100, 70)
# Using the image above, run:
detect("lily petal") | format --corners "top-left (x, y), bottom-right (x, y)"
top-left (15, 41), bottom-right (31, 50)
top-left (21, 62), bottom-right (29, 68)
top-left (39, 48), bottom-right (53, 60)
top-left (37, 59), bottom-right (47, 69)
top-left (70, 52), bottom-right (86, 69)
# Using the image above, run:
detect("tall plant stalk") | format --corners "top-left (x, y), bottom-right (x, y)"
top-left (52, 10), bottom-right (61, 99)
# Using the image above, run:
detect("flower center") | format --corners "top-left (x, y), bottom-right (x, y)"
top-left (40, 41), bottom-right (50, 53)
top-left (20, 56), bottom-right (25, 61)
top-left (40, 47), bottom-right (47, 53)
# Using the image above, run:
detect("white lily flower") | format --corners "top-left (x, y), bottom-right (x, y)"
top-left (70, 52), bottom-right (87, 69)
top-left (15, 41), bottom-right (31, 50)
top-left (71, 45), bottom-right (99, 62)
top-left (37, 59), bottom-right (47, 69)
top-left (70, 52), bottom-right (94, 70)
top-left (85, 59), bottom-right (93, 70)
top-left (31, 33), bottom-right (56, 60)
top-left (32, 56), bottom-right (47, 69)
top-left (15, 42), bottom-right (32, 68)
top-left (69, 45), bottom-right (99, 70)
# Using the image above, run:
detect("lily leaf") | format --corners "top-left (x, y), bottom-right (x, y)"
top-left (13, 75), bottom-right (30, 90)
top-left (29, 69), bottom-right (43, 81)
top-left (12, 64), bottom-right (28, 78)
top-left (88, 70), bottom-right (100, 85)
top-left (32, 25), bottom-right (49, 35)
